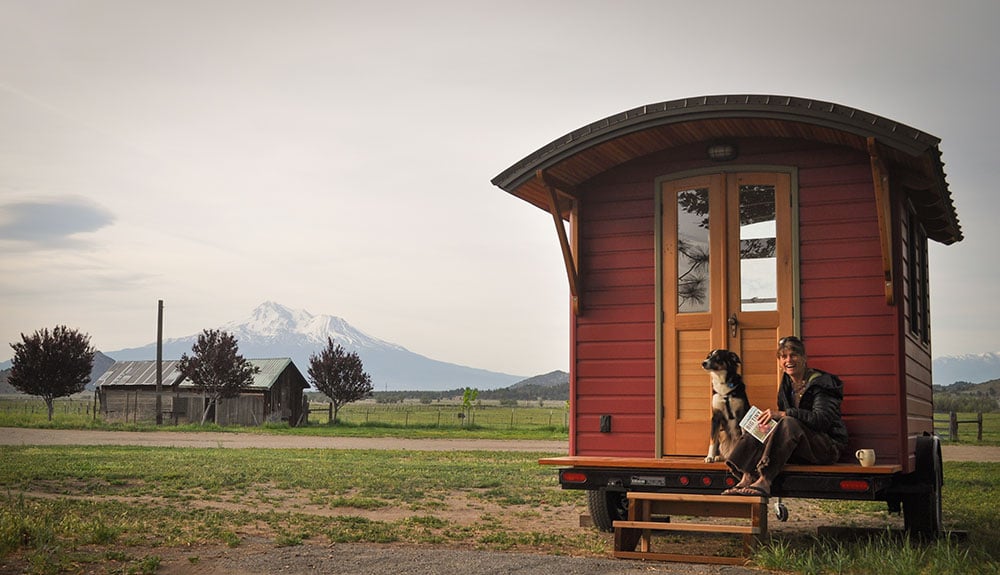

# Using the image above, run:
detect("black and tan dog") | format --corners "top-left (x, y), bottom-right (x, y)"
top-left (702, 349), bottom-right (750, 463)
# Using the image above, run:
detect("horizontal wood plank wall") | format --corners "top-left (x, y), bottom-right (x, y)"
top-left (575, 178), bottom-right (656, 456)
top-left (797, 152), bottom-right (901, 465)
top-left (570, 140), bottom-right (904, 461)
top-left (901, 204), bottom-right (933, 474)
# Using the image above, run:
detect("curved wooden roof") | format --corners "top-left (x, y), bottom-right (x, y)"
top-left (492, 94), bottom-right (962, 244)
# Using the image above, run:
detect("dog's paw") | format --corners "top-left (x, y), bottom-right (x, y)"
top-left (704, 455), bottom-right (720, 463)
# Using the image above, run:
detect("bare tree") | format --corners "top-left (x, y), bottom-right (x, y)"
top-left (177, 329), bottom-right (259, 425)
top-left (8, 326), bottom-right (95, 421)
top-left (308, 337), bottom-right (373, 424)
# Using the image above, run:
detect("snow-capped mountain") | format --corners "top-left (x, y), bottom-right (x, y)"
top-left (933, 352), bottom-right (1000, 386)
top-left (222, 301), bottom-right (404, 353)
top-left (105, 301), bottom-right (524, 391)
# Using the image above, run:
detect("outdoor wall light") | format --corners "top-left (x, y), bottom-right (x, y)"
top-left (706, 142), bottom-right (738, 161)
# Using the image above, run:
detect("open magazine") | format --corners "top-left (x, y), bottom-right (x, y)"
top-left (740, 406), bottom-right (777, 443)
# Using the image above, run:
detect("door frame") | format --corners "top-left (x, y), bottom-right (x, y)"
top-left (653, 166), bottom-right (800, 457)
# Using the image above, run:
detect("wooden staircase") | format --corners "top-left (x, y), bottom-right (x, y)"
top-left (613, 491), bottom-right (767, 564)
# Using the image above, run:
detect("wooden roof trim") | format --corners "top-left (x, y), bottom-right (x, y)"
top-left (493, 95), bottom-right (939, 192)
top-left (492, 94), bottom-right (962, 245)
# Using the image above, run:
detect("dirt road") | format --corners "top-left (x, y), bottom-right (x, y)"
top-left (0, 427), bottom-right (568, 452)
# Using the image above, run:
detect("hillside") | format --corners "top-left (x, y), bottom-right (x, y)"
top-left (933, 378), bottom-right (1000, 412)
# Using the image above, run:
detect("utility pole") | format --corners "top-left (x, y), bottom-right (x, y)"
top-left (155, 300), bottom-right (163, 425)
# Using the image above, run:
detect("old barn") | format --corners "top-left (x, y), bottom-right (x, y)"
top-left (96, 358), bottom-right (308, 426)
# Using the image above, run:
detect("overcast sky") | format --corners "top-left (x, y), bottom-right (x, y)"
top-left (1, 0), bottom-right (998, 376)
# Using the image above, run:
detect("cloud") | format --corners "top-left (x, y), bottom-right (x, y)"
top-left (0, 196), bottom-right (115, 248)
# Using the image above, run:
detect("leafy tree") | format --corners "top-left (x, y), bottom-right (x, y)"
top-left (8, 326), bottom-right (95, 421)
top-left (461, 387), bottom-right (479, 426)
top-left (177, 329), bottom-right (260, 425)
top-left (307, 337), bottom-right (373, 424)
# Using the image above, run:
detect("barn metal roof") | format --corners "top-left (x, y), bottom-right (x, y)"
top-left (94, 360), bottom-right (185, 387)
top-left (492, 94), bottom-right (962, 244)
top-left (96, 358), bottom-right (305, 390)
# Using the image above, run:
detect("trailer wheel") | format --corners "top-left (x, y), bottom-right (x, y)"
top-left (903, 434), bottom-right (943, 537)
top-left (587, 488), bottom-right (628, 532)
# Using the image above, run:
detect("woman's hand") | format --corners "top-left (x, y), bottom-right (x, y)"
top-left (758, 409), bottom-right (785, 424)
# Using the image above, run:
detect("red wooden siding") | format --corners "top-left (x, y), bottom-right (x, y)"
top-left (573, 180), bottom-right (656, 456)
top-left (901, 203), bottom-right (934, 474)
top-left (796, 157), bottom-right (903, 465)
top-left (569, 139), bottom-right (912, 464)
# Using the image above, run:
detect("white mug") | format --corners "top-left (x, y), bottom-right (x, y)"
top-left (855, 449), bottom-right (876, 467)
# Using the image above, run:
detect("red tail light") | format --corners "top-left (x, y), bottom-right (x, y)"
top-left (562, 471), bottom-right (588, 483)
top-left (679, 475), bottom-right (690, 486)
top-left (701, 476), bottom-right (713, 486)
top-left (839, 479), bottom-right (871, 492)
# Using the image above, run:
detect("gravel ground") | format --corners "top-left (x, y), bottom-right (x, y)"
top-left (151, 540), bottom-right (760, 575)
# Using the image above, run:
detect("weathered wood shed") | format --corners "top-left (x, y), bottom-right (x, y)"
top-left (96, 358), bottom-right (308, 426)
top-left (492, 94), bottom-right (962, 476)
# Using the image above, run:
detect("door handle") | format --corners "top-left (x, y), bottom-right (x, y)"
top-left (728, 313), bottom-right (739, 337)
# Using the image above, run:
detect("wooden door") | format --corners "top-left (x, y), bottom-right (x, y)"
top-left (661, 172), bottom-right (793, 456)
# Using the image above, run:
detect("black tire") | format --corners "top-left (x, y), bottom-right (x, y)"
top-left (903, 434), bottom-right (943, 537)
top-left (587, 488), bottom-right (628, 532)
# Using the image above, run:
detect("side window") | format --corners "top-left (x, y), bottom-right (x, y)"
top-left (907, 208), bottom-right (930, 344)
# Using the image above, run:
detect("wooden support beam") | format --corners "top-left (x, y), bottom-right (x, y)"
top-left (536, 170), bottom-right (581, 314)
top-left (868, 137), bottom-right (895, 306)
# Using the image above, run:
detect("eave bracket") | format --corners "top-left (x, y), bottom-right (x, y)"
top-left (868, 137), bottom-right (895, 306)
top-left (536, 170), bottom-right (581, 314)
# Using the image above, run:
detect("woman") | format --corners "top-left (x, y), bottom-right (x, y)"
top-left (723, 336), bottom-right (848, 496)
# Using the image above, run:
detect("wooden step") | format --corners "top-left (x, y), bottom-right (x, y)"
top-left (612, 491), bottom-right (767, 564)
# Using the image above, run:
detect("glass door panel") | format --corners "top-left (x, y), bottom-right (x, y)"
top-left (738, 184), bottom-right (777, 312)
top-left (677, 187), bottom-right (711, 313)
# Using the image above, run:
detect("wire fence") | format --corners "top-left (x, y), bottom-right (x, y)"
top-left (0, 396), bottom-right (569, 432)
top-left (307, 401), bottom-right (569, 430)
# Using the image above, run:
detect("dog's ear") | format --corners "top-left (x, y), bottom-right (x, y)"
top-left (728, 351), bottom-right (742, 366)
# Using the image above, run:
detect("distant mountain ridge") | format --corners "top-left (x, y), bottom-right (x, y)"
top-left (508, 370), bottom-right (569, 389)
top-left (103, 301), bottom-right (525, 391)
top-left (933, 352), bottom-right (1000, 386)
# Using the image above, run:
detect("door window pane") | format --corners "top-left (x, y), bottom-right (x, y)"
top-left (677, 188), bottom-right (710, 313)
top-left (739, 184), bottom-right (777, 311)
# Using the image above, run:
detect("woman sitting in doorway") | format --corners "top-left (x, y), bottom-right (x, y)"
top-left (723, 335), bottom-right (849, 496)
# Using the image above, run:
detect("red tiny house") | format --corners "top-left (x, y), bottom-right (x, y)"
top-left (493, 95), bottom-right (961, 536)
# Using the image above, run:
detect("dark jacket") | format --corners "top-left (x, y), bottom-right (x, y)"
top-left (778, 368), bottom-right (849, 448)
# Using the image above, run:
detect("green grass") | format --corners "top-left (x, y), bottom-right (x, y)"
top-left (934, 411), bottom-right (1000, 445)
top-left (1, 445), bottom-right (997, 574)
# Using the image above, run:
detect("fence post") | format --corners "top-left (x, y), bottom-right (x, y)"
top-left (978, 412), bottom-right (983, 442)
top-left (949, 411), bottom-right (958, 441)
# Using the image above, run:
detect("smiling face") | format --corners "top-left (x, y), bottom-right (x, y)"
top-left (776, 336), bottom-right (808, 381)
top-left (778, 349), bottom-right (808, 380)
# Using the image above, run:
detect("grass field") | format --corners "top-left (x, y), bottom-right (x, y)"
top-left (934, 411), bottom-right (1000, 443)
top-left (0, 446), bottom-right (997, 575)
top-left (1, 396), bottom-right (999, 574)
